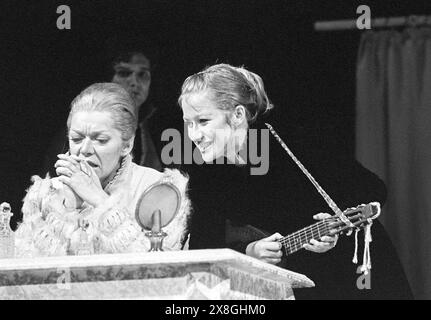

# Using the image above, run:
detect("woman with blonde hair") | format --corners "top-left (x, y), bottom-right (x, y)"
top-left (15, 83), bottom-right (190, 257)
top-left (179, 63), bottom-right (411, 299)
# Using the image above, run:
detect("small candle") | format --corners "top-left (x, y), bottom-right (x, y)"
top-left (151, 209), bottom-right (161, 233)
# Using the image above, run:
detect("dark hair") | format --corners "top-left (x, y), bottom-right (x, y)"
top-left (106, 36), bottom-right (160, 75)
top-left (178, 63), bottom-right (273, 124)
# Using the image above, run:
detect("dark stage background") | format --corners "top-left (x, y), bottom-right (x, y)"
top-left (1, 0), bottom-right (430, 229)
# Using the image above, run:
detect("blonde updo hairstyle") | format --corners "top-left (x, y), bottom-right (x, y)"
top-left (178, 63), bottom-right (273, 124)
top-left (67, 82), bottom-right (137, 142)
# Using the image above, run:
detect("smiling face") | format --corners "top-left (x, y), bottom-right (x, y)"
top-left (112, 53), bottom-right (151, 112)
top-left (181, 91), bottom-right (238, 162)
top-left (68, 111), bottom-right (130, 186)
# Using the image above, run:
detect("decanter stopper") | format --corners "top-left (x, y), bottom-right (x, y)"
top-left (0, 202), bottom-right (15, 259)
top-left (145, 209), bottom-right (167, 252)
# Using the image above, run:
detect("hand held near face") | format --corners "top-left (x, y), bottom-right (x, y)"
top-left (55, 153), bottom-right (108, 208)
top-left (53, 153), bottom-right (81, 209)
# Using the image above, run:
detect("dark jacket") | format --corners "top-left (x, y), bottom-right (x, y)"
top-left (184, 114), bottom-right (413, 300)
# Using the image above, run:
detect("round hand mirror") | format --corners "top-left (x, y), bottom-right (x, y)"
top-left (135, 182), bottom-right (181, 230)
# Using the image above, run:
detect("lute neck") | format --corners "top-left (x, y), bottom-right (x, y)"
top-left (278, 220), bottom-right (331, 256)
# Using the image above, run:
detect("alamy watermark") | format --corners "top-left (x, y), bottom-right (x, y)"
top-left (356, 266), bottom-right (371, 290)
top-left (356, 5), bottom-right (371, 30)
top-left (56, 267), bottom-right (71, 290)
top-left (55, 4), bottom-right (371, 31)
top-left (57, 5), bottom-right (71, 30)
top-left (160, 126), bottom-right (270, 175)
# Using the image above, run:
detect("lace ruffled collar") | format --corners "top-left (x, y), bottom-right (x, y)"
top-left (103, 154), bottom-right (132, 193)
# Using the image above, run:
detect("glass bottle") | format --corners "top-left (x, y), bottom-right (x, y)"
top-left (75, 218), bottom-right (92, 255)
top-left (0, 202), bottom-right (15, 259)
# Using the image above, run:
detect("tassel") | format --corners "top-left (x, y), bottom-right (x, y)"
top-left (352, 229), bottom-right (359, 264)
top-left (360, 221), bottom-right (373, 275)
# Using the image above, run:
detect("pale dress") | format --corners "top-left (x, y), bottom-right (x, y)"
top-left (14, 155), bottom-right (191, 257)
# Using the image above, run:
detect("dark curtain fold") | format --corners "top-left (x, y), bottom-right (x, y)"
top-left (356, 28), bottom-right (431, 300)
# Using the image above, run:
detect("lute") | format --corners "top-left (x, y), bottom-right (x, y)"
top-left (226, 202), bottom-right (381, 257)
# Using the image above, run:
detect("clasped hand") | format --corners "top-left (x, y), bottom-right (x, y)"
top-left (54, 153), bottom-right (108, 208)
top-left (245, 213), bottom-right (338, 265)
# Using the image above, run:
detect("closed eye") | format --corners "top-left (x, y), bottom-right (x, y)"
top-left (70, 137), bottom-right (82, 143)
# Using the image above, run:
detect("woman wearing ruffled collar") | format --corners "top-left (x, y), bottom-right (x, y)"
top-left (15, 83), bottom-right (191, 257)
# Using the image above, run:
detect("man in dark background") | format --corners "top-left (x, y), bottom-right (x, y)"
top-left (109, 39), bottom-right (163, 170)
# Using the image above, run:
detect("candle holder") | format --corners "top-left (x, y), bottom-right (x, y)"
top-left (145, 209), bottom-right (167, 251)
top-left (145, 230), bottom-right (167, 252)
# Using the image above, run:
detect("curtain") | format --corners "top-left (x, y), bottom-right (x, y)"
top-left (356, 28), bottom-right (431, 300)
